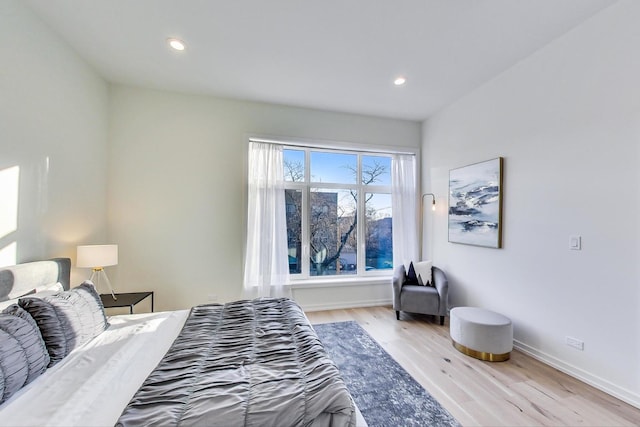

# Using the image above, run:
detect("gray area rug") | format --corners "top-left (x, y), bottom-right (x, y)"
top-left (313, 321), bottom-right (460, 427)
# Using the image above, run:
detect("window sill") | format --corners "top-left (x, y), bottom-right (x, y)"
top-left (289, 275), bottom-right (392, 289)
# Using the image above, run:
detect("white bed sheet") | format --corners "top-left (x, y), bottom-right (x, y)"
top-left (1, 309), bottom-right (367, 427)
top-left (0, 310), bottom-right (190, 427)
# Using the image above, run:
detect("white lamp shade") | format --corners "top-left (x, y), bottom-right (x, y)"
top-left (77, 245), bottom-right (118, 268)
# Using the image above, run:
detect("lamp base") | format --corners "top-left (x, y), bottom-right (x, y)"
top-left (90, 268), bottom-right (117, 300)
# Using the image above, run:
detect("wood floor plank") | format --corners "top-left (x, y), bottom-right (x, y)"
top-left (306, 306), bottom-right (640, 426)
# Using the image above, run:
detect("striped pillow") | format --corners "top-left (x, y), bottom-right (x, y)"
top-left (0, 328), bottom-right (28, 403)
top-left (1, 305), bottom-right (50, 382)
top-left (0, 311), bottom-right (50, 403)
top-left (19, 282), bottom-right (108, 367)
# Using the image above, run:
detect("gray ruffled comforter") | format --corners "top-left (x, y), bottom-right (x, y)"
top-left (116, 298), bottom-right (355, 427)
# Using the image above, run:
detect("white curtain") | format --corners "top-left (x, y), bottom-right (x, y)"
top-left (243, 142), bottom-right (290, 298)
top-left (391, 154), bottom-right (419, 268)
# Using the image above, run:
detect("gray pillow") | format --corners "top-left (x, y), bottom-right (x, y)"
top-left (74, 281), bottom-right (110, 338)
top-left (0, 309), bottom-right (49, 384)
top-left (19, 282), bottom-right (108, 367)
top-left (0, 328), bottom-right (29, 403)
top-left (2, 304), bottom-right (41, 332)
top-left (17, 297), bottom-right (68, 366)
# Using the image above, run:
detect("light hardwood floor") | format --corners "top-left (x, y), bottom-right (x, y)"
top-left (305, 306), bottom-right (640, 427)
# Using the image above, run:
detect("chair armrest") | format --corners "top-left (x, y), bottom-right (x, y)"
top-left (392, 265), bottom-right (406, 310)
top-left (433, 266), bottom-right (449, 316)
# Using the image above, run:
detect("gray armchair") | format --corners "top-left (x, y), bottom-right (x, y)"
top-left (392, 264), bottom-right (449, 325)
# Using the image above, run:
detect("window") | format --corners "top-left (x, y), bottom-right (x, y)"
top-left (283, 147), bottom-right (394, 278)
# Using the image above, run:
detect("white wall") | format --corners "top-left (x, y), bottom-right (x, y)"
top-left (422, 1), bottom-right (640, 406)
top-left (11, 0), bottom-right (635, 406)
top-left (0, 0), bottom-right (108, 282)
top-left (107, 85), bottom-right (420, 312)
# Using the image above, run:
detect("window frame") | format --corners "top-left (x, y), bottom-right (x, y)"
top-left (284, 146), bottom-right (394, 281)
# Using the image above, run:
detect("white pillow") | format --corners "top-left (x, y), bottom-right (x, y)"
top-left (413, 260), bottom-right (433, 286)
top-left (32, 282), bottom-right (64, 296)
top-left (2, 282), bottom-right (64, 311)
top-left (7, 282), bottom-right (63, 300)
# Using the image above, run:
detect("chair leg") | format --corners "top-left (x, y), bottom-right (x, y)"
top-left (440, 316), bottom-right (445, 326)
top-left (396, 311), bottom-right (400, 320)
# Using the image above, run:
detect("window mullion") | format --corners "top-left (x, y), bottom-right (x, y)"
top-left (356, 154), bottom-right (364, 275)
top-left (300, 186), bottom-right (309, 279)
top-left (301, 148), bottom-right (311, 279)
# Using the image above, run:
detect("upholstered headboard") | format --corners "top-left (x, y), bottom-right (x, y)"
top-left (0, 258), bottom-right (71, 302)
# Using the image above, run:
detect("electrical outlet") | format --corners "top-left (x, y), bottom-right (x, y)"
top-left (569, 235), bottom-right (581, 250)
top-left (207, 294), bottom-right (218, 302)
top-left (565, 336), bottom-right (584, 351)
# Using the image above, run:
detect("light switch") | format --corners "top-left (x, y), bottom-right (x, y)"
top-left (569, 235), bottom-right (581, 250)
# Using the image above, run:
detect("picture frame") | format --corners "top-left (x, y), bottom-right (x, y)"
top-left (448, 157), bottom-right (503, 248)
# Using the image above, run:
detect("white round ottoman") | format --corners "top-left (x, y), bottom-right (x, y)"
top-left (450, 307), bottom-right (513, 362)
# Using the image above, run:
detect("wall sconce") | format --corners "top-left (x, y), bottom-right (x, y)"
top-left (420, 193), bottom-right (436, 261)
top-left (77, 244), bottom-right (118, 300)
top-left (422, 193), bottom-right (436, 211)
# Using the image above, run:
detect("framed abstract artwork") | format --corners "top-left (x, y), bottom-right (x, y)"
top-left (448, 157), bottom-right (503, 248)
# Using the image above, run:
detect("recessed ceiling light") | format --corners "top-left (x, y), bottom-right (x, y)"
top-left (394, 76), bottom-right (407, 86)
top-left (167, 38), bottom-right (186, 51)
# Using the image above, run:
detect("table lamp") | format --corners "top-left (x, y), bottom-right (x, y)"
top-left (77, 244), bottom-right (118, 300)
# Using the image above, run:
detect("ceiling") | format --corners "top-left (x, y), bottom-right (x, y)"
top-left (26, 0), bottom-right (614, 121)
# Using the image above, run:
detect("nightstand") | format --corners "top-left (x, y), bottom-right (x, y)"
top-left (100, 291), bottom-right (154, 314)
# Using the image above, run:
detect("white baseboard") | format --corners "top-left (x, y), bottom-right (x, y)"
top-left (298, 300), bottom-right (640, 409)
top-left (513, 339), bottom-right (640, 410)
top-left (300, 298), bottom-right (391, 312)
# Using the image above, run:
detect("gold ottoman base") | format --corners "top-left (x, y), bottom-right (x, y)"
top-left (452, 340), bottom-right (510, 362)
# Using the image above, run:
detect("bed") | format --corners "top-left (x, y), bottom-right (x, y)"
top-left (0, 259), bottom-right (359, 426)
